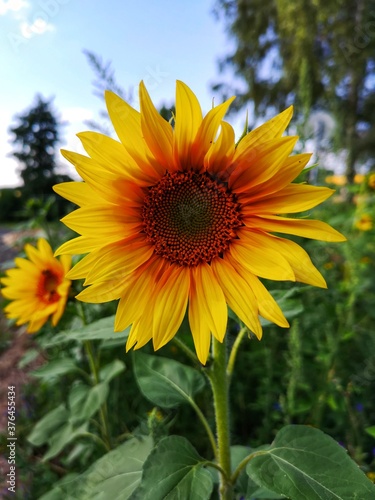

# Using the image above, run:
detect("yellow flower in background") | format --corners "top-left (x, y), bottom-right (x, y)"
top-left (325, 175), bottom-right (347, 186)
top-left (1, 238), bottom-right (71, 333)
top-left (355, 214), bottom-right (373, 231)
top-left (54, 81), bottom-right (345, 364)
top-left (368, 173), bottom-right (375, 189)
top-left (354, 173), bottom-right (365, 184)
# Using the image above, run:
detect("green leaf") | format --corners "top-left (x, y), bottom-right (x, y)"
top-left (31, 358), bottom-right (79, 378)
top-left (46, 436), bottom-right (154, 499)
top-left (42, 315), bottom-right (129, 345)
top-left (27, 404), bottom-right (69, 447)
top-left (132, 436), bottom-right (213, 500)
top-left (99, 359), bottom-right (126, 383)
top-left (43, 421), bottom-right (89, 461)
top-left (133, 352), bottom-right (206, 408)
top-left (18, 348), bottom-right (39, 369)
top-left (38, 473), bottom-right (80, 500)
top-left (68, 383), bottom-right (91, 425)
top-left (230, 446), bottom-right (285, 499)
top-left (365, 426), bottom-right (375, 439)
top-left (246, 425), bottom-right (375, 500)
top-left (80, 382), bottom-right (109, 421)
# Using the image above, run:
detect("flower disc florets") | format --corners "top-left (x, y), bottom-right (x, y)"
top-left (142, 171), bottom-right (242, 266)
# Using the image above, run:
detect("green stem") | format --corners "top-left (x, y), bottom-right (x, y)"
top-left (208, 337), bottom-right (232, 499)
top-left (231, 449), bottom-right (268, 484)
top-left (172, 336), bottom-right (199, 365)
top-left (80, 431), bottom-right (110, 452)
top-left (227, 326), bottom-right (248, 383)
top-left (188, 396), bottom-right (218, 461)
top-left (83, 339), bottom-right (112, 449)
top-left (77, 303), bottom-right (112, 450)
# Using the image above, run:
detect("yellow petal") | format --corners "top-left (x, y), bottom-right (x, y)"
top-left (139, 81), bottom-right (174, 169)
top-left (235, 106), bottom-right (293, 157)
top-left (152, 266), bottom-right (190, 350)
top-left (65, 249), bottom-right (102, 279)
top-left (230, 136), bottom-right (298, 192)
top-left (188, 286), bottom-right (212, 365)
top-left (126, 314), bottom-right (154, 351)
top-left (84, 237), bottom-right (154, 285)
top-left (226, 253), bottom-right (289, 327)
top-left (244, 215), bottom-right (347, 242)
top-left (174, 80), bottom-right (203, 169)
top-left (191, 96), bottom-right (236, 167)
top-left (204, 122), bottom-right (235, 175)
top-left (77, 131), bottom-right (157, 184)
top-left (230, 232), bottom-right (295, 281)
top-left (76, 278), bottom-right (126, 304)
top-left (114, 258), bottom-right (165, 331)
top-left (55, 236), bottom-right (102, 256)
top-left (242, 184), bottom-right (335, 214)
top-left (105, 90), bottom-right (164, 176)
top-left (211, 258), bottom-right (262, 339)
top-left (260, 234), bottom-right (327, 288)
top-left (53, 182), bottom-right (101, 207)
top-left (239, 153), bottom-right (313, 204)
top-left (59, 254), bottom-right (72, 275)
top-left (191, 263), bottom-right (227, 342)
top-left (61, 205), bottom-right (142, 237)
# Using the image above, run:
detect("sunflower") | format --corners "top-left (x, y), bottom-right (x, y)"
top-left (355, 213), bottom-right (373, 231)
top-left (1, 238), bottom-right (71, 333)
top-left (54, 81), bottom-right (345, 364)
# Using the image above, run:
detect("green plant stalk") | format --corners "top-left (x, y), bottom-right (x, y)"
top-left (188, 395), bottom-right (218, 461)
top-left (208, 336), bottom-right (232, 499)
top-left (83, 339), bottom-right (112, 450)
top-left (227, 325), bottom-right (248, 382)
top-left (172, 335), bottom-right (199, 364)
top-left (77, 302), bottom-right (112, 449)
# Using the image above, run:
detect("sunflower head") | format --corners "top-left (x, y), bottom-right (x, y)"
top-left (54, 80), bottom-right (345, 364)
top-left (1, 238), bottom-right (71, 333)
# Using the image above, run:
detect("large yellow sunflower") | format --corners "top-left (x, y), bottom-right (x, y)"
top-left (54, 81), bottom-right (345, 364)
top-left (1, 238), bottom-right (71, 333)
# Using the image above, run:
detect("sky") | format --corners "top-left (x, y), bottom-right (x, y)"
top-left (0, 0), bottom-right (240, 188)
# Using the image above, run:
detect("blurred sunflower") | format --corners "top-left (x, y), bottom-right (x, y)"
top-left (368, 173), bottom-right (375, 189)
top-left (1, 238), bottom-right (71, 333)
top-left (54, 81), bottom-right (345, 364)
top-left (355, 213), bottom-right (373, 231)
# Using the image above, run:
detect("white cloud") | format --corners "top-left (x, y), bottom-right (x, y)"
top-left (0, 0), bottom-right (27, 16)
top-left (20, 17), bottom-right (54, 38)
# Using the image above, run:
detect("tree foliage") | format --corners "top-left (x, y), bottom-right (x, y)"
top-left (9, 95), bottom-right (71, 198)
top-left (8, 95), bottom-right (72, 218)
top-left (213, 0), bottom-right (375, 179)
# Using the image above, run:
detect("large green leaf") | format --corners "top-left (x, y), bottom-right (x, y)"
top-left (43, 436), bottom-right (154, 500)
top-left (31, 358), bottom-right (81, 378)
top-left (42, 316), bottom-right (129, 345)
top-left (27, 404), bottom-right (69, 447)
top-left (43, 421), bottom-right (89, 461)
top-left (246, 425), bottom-right (375, 499)
top-left (133, 352), bottom-right (206, 408)
top-left (79, 382), bottom-right (109, 422)
top-left (99, 359), bottom-right (126, 383)
top-left (131, 436), bottom-right (213, 500)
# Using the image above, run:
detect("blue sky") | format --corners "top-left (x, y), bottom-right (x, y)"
top-left (0, 0), bottom-right (240, 188)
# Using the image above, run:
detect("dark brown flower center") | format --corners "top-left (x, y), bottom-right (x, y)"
top-left (37, 269), bottom-right (60, 304)
top-left (142, 171), bottom-right (242, 266)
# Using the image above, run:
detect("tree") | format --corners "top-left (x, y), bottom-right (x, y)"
top-left (9, 95), bottom-right (72, 217)
top-left (213, 0), bottom-right (375, 181)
